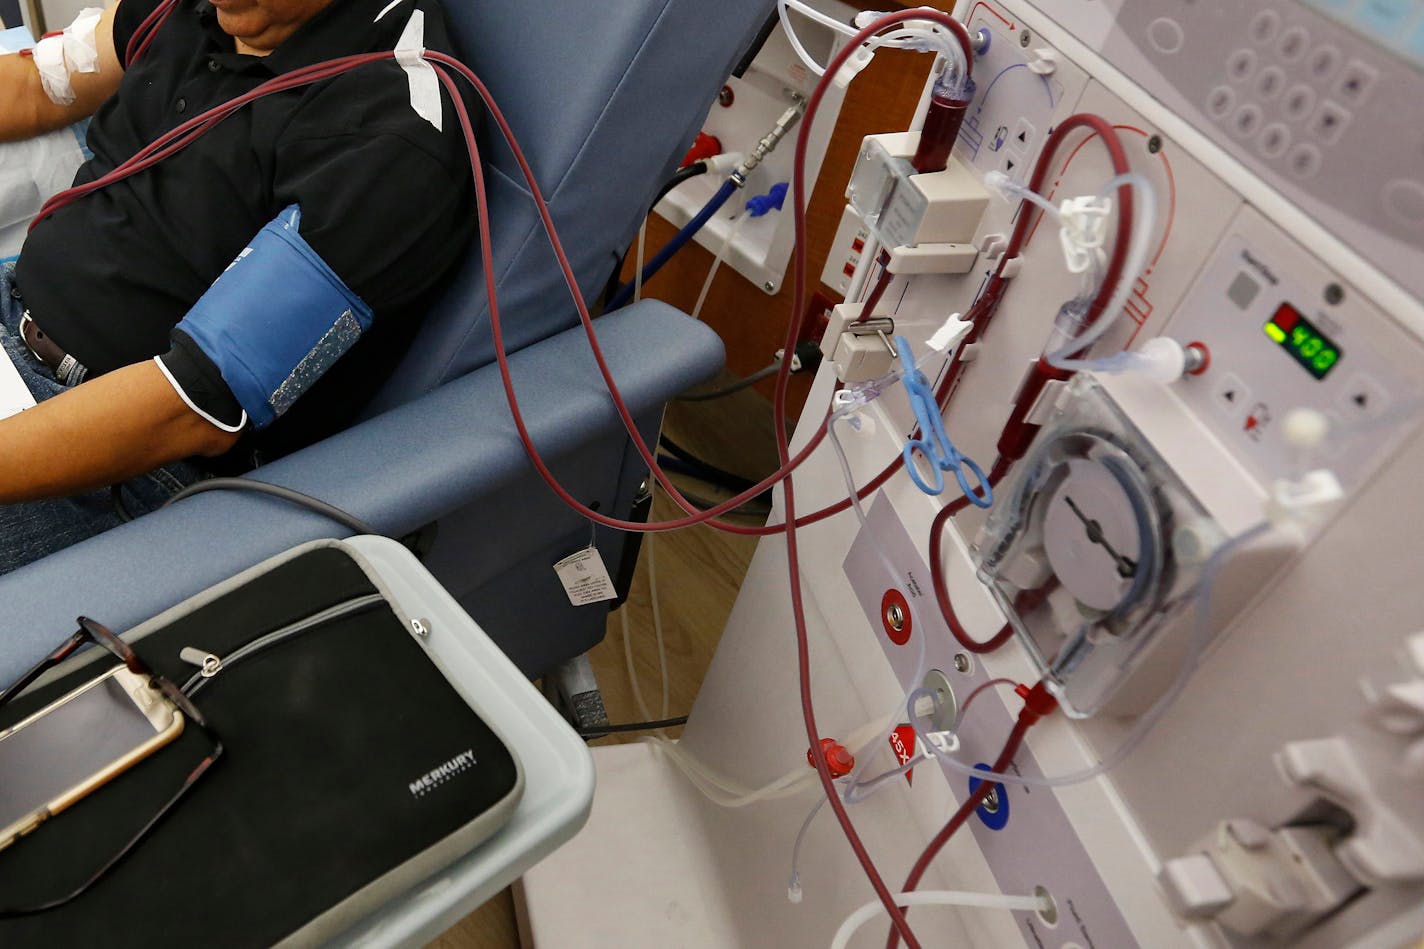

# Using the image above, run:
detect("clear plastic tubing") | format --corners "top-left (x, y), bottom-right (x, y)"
top-left (1045, 172), bottom-right (1157, 370)
top-left (825, 396), bottom-right (931, 799)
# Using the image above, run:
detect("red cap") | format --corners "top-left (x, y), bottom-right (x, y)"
top-left (681, 131), bottom-right (723, 168)
top-left (808, 738), bottom-right (856, 778)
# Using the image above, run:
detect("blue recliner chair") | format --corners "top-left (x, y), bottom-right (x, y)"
top-left (0, 0), bottom-right (775, 681)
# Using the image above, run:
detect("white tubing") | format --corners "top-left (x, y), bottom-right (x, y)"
top-left (620, 601), bottom-right (656, 723)
top-left (779, 0), bottom-right (831, 76)
top-left (644, 713), bottom-right (894, 809)
top-left (1045, 172), bottom-right (1157, 370)
top-left (646, 522), bottom-right (671, 720)
top-left (691, 214), bottom-right (744, 322)
top-left (832, 890), bottom-right (1050, 949)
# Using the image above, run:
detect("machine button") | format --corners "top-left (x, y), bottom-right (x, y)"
top-left (1214, 374), bottom-right (1251, 420)
top-left (1282, 84), bottom-right (1318, 122)
top-left (1277, 26), bottom-right (1310, 62)
top-left (1149, 17), bottom-right (1185, 55)
top-left (1308, 101), bottom-right (1351, 145)
top-left (1011, 117), bottom-right (1036, 153)
top-left (1287, 143), bottom-right (1324, 179)
top-left (1308, 45), bottom-right (1343, 82)
top-left (1227, 48), bottom-right (1259, 83)
top-left (1207, 85), bottom-right (1238, 119)
top-left (1250, 10), bottom-right (1282, 45)
top-left (1337, 375), bottom-right (1389, 419)
top-left (1382, 179), bottom-right (1424, 228)
top-left (1233, 104), bottom-right (1264, 138)
top-left (1259, 123), bottom-right (1293, 159)
top-left (1333, 60), bottom-right (1379, 105)
top-left (1243, 402), bottom-right (1272, 440)
top-left (1255, 66), bottom-right (1287, 101)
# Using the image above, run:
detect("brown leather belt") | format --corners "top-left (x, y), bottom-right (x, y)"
top-left (18, 312), bottom-right (87, 385)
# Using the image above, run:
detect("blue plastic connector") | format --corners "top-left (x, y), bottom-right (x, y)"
top-left (745, 182), bottom-right (789, 218)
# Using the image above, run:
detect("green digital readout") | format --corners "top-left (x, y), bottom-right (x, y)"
top-left (1263, 303), bottom-right (1342, 380)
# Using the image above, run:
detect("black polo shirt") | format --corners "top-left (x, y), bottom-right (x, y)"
top-left (15, 0), bottom-right (476, 465)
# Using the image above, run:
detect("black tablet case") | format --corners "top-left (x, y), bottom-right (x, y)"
top-left (0, 544), bottom-right (523, 947)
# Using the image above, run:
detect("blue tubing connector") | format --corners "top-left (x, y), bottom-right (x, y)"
top-left (609, 178), bottom-right (739, 310)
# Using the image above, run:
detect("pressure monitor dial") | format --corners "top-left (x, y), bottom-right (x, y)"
top-left (1042, 458), bottom-right (1148, 613)
top-left (973, 376), bottom-right (1219, 718)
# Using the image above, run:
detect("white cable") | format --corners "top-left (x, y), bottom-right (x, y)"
top-left (778, 0), bottom-right (831, 76)
top-left (832, 890), bottom-right (1050, 949)
top-left (646, 521), bottom-right (671, 720)
top-left (690, 214), bottom-right (744, 322)
top-left (620, 600), bottom-right (656, 724)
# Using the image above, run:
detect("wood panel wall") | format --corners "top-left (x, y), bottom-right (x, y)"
top-left (620, 1), bottom-right (956, 413)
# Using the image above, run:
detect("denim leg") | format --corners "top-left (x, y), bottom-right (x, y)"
top-left (0, 263), bottom-right (210, 576)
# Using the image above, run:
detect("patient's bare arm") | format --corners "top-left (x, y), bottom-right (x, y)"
top-left (0, 361), bottom-right (240, 504)
top-left (0, 2), bottom-right (124, 143)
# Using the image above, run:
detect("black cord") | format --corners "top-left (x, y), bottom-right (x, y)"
top-left (601, 161), bottom-right (712, 307)
top-left (732, 11), bottom-right (780, 79)
top-left (676, 362), bottom-right (781, 402)
top-left (579, 715), bottom-right (690, 739)
top-left (162, 478), bottom-right (379, 536)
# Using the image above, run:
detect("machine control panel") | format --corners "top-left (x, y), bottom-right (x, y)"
top-left (1164, 207), bottom-right (1422, 491)
top-left (1020, 0), bottom-right (1424, 302)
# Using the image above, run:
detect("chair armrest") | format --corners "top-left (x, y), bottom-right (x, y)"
top-left (0, 301), bottom-right (723, 682)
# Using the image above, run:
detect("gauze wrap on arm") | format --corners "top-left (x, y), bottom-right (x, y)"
top-left (32, 7), bottom-right (105, 106)
top-left (162, 206), bottom-right (375, 431)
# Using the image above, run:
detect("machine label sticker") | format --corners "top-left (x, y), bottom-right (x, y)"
top-left (889, 724), bottom-right (918, 784)
top-left (408, 748), bottom-right (477, 799)
top-left (554, 547), bottom-right (618, 606)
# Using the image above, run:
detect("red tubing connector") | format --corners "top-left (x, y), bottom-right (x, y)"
top-left (681, 131), bottom-right (723, 168)
top-left (1015, 681), bottom-right (1058, 726)
top-left (809, 739), bottom-right (856, 778)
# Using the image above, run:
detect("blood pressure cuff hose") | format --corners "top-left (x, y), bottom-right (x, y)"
top-left (156, 206), bottom-right (374, 432)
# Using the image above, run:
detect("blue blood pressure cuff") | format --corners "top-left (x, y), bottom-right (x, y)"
top-left (156, 205), bottom-right (374, 432)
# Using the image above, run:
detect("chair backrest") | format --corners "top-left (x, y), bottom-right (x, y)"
top-left (365, 0), bottom-right (773, 413)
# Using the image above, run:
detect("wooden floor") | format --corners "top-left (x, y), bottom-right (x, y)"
top-left (426, 376), bottom-right (779, 949)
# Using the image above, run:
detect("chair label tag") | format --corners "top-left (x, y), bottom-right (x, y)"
top-left (554, 547), bottom-right (617, 606)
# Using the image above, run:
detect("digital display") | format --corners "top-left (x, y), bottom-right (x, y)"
top-left (1263, 303), bottom-right (1343, 379)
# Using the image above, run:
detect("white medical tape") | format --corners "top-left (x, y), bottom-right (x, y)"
top-left (32, 35), bottom-right (76, 106)
top-left (394, 10), bottom-right (442, 132)
top-left (62, 8), bottom-right (106, 75)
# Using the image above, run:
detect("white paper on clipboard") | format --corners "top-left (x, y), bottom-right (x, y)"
top-left (0, 346), bottom-right (37, 420)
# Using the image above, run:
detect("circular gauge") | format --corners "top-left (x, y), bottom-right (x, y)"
top-left (1041, 457), bottom-right (1148, 612)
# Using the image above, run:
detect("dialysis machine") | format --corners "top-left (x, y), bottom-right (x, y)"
top-left (522, 1), bottom-right (1424, 946)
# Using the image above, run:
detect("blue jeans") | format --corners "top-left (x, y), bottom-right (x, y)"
top-left (0, 263), bottom-right (209, 575)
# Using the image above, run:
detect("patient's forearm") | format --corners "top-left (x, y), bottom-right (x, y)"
top-left (0, 361), bottom-right (241, 504)
top-left (0, 53), bottom-right (56, 142)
